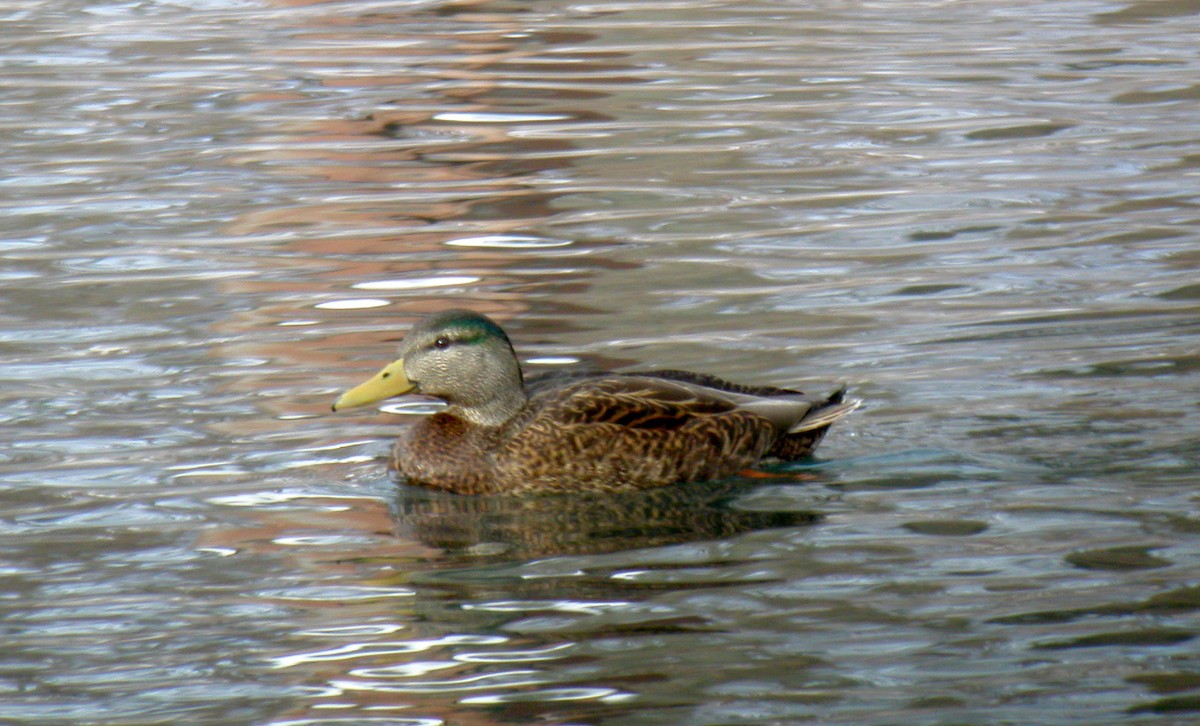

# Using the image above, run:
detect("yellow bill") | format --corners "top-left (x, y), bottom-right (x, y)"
top-left (331, 358), bottom-right (415, 411)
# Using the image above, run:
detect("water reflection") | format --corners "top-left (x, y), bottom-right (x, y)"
top-left (391, 477), bottom-right (823, 558)
top-left (6, 0), bottom-right (1200, 723)
top-left (209, 474), bottom-right (831, 723)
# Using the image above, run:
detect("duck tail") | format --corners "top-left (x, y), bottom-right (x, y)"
top-left (786, 386), bottom-right (861, 434)
top-left (768, 386), bottom-right (860, 461)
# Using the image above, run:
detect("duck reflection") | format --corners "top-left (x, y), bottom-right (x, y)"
top-left (388, 477), bottom-right (822, 558)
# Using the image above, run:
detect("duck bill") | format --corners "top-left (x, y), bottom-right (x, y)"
top-left (332, 359), bottom-right (415, 411)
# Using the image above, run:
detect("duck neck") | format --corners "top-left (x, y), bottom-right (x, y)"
top-left (452, 384), bottom-right (527, 427)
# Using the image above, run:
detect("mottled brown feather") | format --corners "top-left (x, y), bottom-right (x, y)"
top-left (391, 370), bottom-right (855, 494)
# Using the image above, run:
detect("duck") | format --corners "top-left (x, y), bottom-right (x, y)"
top-left (332, 309), bottom-right (860, 495)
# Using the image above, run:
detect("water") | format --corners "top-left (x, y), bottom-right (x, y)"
top-left (3, 0), bottom-right (1199, 722)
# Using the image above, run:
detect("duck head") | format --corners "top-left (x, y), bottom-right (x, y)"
top-left (332, 309), bottom-right (526, 426)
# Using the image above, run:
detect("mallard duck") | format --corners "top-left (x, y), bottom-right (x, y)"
top-left (332, 309), bottom-right (859, 495)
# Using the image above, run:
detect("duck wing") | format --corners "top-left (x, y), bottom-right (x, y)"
top-left (537, 376), bottom-right (728, 430)
top-left (636, 371), bottom-right (861, 434)
top-left (628, 369), bottom-right (806, 397)
top-left (524, 368), bottom-right (803, 400)
top-left (539, 374), bottom-right (819, 433)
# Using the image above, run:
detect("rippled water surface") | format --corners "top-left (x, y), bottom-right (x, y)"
top-left (4, 0), bottom-right (1200, 723)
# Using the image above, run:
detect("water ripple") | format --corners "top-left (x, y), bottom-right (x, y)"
top-left (5, 0), bottom-right (1200, 723)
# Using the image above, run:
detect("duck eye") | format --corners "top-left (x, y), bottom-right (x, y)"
top-left (433, 337), bottom-right (450, 350)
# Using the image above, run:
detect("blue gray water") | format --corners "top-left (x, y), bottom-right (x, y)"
top-left (2, 0), bottom-right (1199, 723)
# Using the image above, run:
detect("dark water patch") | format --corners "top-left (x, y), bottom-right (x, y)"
top-left (1128, 671), bottom-right (1200, 695)
top-left (907, 225), bottom-right (1001, 242)
top-left (965, 122), bottom-right (1075, 141)
top-left (903, 519), bottom-right (989, 537)
top-left (990, 584), bottom-right (1200, 625)
top-left (892, 283), bottom-right (972, 296)
top-left (1034, 353), bottom-right (1200, 378)
top-left (1034, 627), bottom-right (1194, 650)
top-left (1129, 694), bottom-right (1200, 715)
top-left (1096, 0), bottom-right (1200, 24)
top-left (1160, 512), bottom-right (1200, 536)
top-left (1159, 282), bottom-right (1200, 300)
top-left (1113, 83), bottom-right (1200, 105)
top-left (1065, 546), bottom-right (1172, 571)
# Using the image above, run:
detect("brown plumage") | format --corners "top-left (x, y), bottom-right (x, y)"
top-left (332, 309), bottom-right (860, 495)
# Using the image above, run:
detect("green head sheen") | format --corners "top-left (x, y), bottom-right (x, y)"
top-left (420, 309), bottom-right (514, 350)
